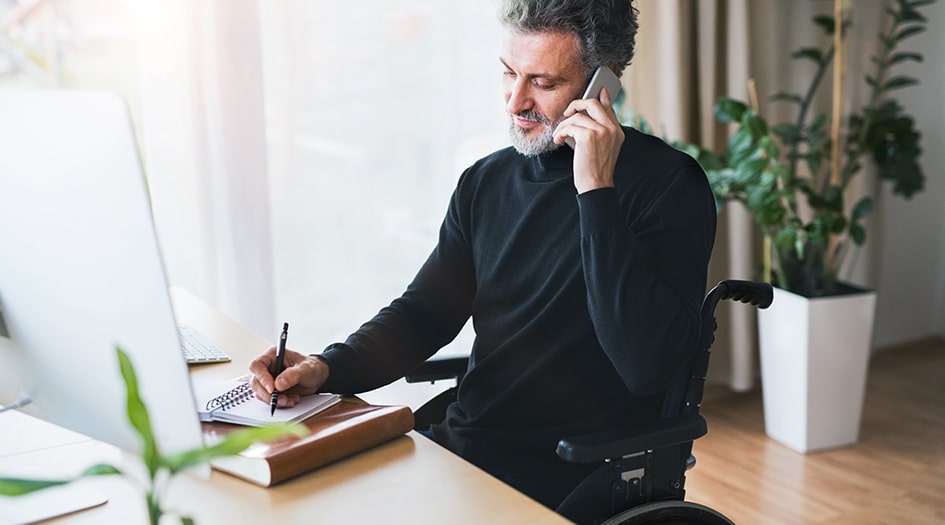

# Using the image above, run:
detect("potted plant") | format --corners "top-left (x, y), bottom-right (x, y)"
top-left (672, 0), bottom-right (933, 451)
top-left (0, 347), bottom-right (305, 524)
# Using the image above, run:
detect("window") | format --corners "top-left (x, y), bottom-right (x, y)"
top-left (0, 0), bottom-right (139, 116)
top-left (2, 1), bottom-right (510, 406)
top-left (260, 3), bottom-right (507, 368)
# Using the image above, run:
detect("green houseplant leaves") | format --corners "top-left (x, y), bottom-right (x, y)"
top-left (676, 0), bottom-right (932, 297)
top-left (0, 347), bottom-right (306, 524)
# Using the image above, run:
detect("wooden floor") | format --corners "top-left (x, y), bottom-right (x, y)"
top-left (685, 339), bottom-right (945, 524)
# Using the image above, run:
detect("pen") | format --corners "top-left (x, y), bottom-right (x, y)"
top-left (270, 322), bottom-right (289, 416)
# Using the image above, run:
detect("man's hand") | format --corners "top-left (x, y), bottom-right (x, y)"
top-left (553, 87), bottom-right (624, 194)
top-left (248, 347), bottom-right (330, 409)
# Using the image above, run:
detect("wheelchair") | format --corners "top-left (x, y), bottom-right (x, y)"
top-left (406, 280), bottom-right (773, 524)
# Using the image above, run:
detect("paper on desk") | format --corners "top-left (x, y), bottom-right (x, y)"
top-left (192, 378), bottom-right (340, 427)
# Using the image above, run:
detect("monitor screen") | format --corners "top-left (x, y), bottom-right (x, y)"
top-left (0, 88), bottom-right (206, 470)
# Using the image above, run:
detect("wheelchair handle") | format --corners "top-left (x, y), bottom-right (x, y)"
top-left (711, 280), bottom-right (773, 309)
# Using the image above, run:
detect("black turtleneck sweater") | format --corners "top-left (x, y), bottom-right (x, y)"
top-left (319, 127), bottom-right (716, 505)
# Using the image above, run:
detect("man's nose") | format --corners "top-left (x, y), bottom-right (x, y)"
top-left (506, 80), bottom-right (532, 115)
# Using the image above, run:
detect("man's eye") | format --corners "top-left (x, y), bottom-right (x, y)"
top-left (503, 71), bottom-right (516, 79)
top-left (534, 81), bottom-right (554, 90)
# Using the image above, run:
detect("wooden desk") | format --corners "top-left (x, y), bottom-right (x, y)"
top-left (0, 289), bottom-right (569, 524)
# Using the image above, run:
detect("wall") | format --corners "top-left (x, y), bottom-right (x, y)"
top-left (872, 1), bottom-right (945, 347)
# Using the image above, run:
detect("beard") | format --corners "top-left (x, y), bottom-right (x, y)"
top-left (508, 110), bottom-right (562, 157)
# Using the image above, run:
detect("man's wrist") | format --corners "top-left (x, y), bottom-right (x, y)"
top-left (310, 354), bottom-right (331, 380)
top-left (575, 181), bottom-right (614, 194)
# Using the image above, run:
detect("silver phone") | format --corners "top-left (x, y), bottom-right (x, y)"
top-left (566, 66), bottom-right (622, 148)
top-left (581, 66), bottom-right (622, 101)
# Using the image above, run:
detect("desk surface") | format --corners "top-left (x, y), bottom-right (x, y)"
top-left (0, 289), bottom-right (569, 524)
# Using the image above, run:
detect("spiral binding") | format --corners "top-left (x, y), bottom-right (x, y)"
top-left (205, 382), bottom-right (254, 413)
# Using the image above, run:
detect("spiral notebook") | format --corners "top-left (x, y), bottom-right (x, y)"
top-left (194, 379), bottom-right (341, 427)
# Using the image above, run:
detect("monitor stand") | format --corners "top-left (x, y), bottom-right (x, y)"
top-left (0, 483), bottom-right (108, 523)
top-left (0, 408), bottom-right (110, 523)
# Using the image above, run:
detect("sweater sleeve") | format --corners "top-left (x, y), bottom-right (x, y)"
top-left (318, 185), bottom-right (476, 395)
top-left (577, 162), bottom-right (716, 397)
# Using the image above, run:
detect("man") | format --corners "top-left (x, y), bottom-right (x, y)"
top-left (249, 0), bottom-right (715, 512)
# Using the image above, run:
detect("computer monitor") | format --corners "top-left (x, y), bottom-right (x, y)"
top-left (0, 88), bottom-right (207, 472)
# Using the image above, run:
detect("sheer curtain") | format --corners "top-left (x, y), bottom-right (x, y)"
top-left (135, 0), bottom-right (276, 339)
top-left (135, 1), bottom-right (507, 404)
top-left (1, 0), bottom-right (276, 338)
top-left (253, 2), bottom-right (508, 405)
top-left (256, 2), bottom-right (507, 365)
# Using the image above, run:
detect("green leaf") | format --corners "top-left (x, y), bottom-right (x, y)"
top-left (880, 32), bottom-right (897, 49)
top-left (163, 424), bottom-right (308, 474)
top-left (813, 15), bottom-right (837, 35)
top-left (881, 76), bottom-right (919, 92)
top-left (734, 156), bottom-right (770, 186)
top-left (715, 98), bottom-right (747, 123)
top-left (887, 51), bottom-right (923, 65)
top-left (0, 464), bottom-right (120, 496)
top-left (774, 227), bottom-right (797, 254)
top-left (0, 478), bottom-right (70, 496)
top-left (849, 222), bottom-right (866, 245)
top-left (772, 123), bottom-right (800, 144)
top-left (794, 237), bottom-right (806, 259)
top-left (726, 127), bottom-right (755, 165)
top-left (901, 9), bottom-right (929, 23)
top-left (895, 25), bottom-right (927, 42)
top-left (814, 185), bottom-right (843, 211)
top-left (792, 47), bottom-right (824, 63)
top-left (759, 136), bottom-right (781, 160)
top-left (813, 15), bottom-right (851, 36)
top-left (805, 154), bottom-right (822, 180)
top-left (851, 197), bottom-right (873, 221)
top-left (116, 347), bottom-right (160, 478)
top-left (828, 215), bottom-right (848, 234)
top-left (742, 111), bottom-right (769, 139)
top-left (809, 113), bottom-right (829, 134)
top-left (81, 463), bottom-right (123, 476)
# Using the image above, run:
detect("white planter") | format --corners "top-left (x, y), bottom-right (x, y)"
top-left (758, 284), bottom-right (877, 453)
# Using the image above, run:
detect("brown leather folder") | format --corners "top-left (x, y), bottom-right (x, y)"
top-left (202, 398), bottom-right (415, 487)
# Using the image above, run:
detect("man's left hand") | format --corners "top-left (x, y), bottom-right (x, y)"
top-left (553, 87), bottom-right (624, 194)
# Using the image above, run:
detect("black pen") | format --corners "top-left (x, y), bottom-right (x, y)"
top-left (270, 322), bottom-right (289, 416)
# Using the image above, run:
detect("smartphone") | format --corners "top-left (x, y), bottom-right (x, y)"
top-left (581, 66), bottom-right (622, 101)
top-left (566, 66), bottom-right (623, 148)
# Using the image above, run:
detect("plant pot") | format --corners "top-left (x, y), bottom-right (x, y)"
top-left (757, 282), bottom-right (877, 453)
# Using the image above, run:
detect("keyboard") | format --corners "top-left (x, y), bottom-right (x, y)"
top-left (179, 325), bottom-right (231, 364)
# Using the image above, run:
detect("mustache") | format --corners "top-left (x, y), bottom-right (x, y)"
top-left (514, 110), bottom-right (551, 126)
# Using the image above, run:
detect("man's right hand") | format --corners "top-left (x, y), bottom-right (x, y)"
top-left (248, 347), bottom-right (330, 409)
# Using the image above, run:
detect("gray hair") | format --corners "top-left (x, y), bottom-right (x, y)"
top-left (498, 0), bottom-right (639, 78)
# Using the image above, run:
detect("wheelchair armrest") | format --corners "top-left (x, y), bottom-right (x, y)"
top-left (555, 414), bottom-right (707, 464)
top-left (405, 356), bottom-right (469, 384)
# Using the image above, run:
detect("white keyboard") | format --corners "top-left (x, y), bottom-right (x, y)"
top-left (179, 325), bottom-right (231, 364)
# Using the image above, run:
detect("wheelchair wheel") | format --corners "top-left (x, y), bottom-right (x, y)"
top-left (601, 500), bottom-right (735, 525)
